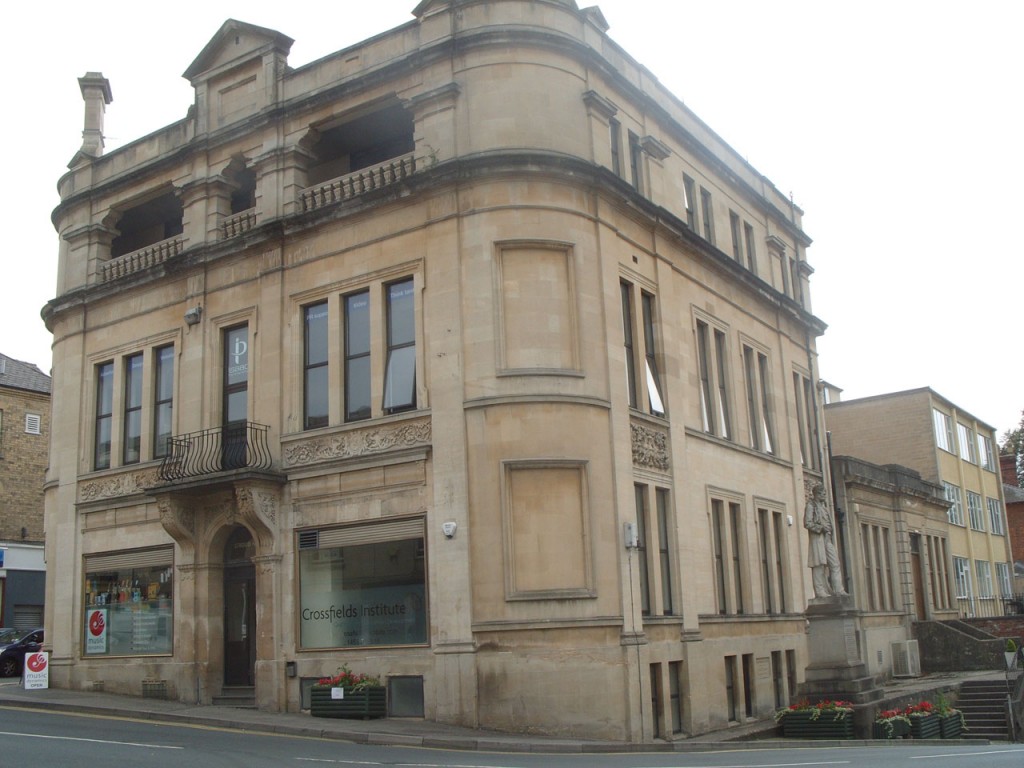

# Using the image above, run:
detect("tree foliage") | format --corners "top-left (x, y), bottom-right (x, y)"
top-left (1002, 409), bottom-right (1024, 487)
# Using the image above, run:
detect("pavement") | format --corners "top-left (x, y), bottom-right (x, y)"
top-left (0, 670), bottom-right (1007, 753)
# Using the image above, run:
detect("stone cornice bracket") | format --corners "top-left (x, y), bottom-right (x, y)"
top-left (233, 483), bottom-right (280, 552)
top-left (582, 90), bottom-right (618, 120)
top-left (640, 135), bottom-right (671, 161)
top-left (157, 496), bottom-right (196, 559)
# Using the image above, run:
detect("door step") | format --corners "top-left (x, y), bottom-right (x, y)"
top-left (212, 685), bottom-right (256, 708)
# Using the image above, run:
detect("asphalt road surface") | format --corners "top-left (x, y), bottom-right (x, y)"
top-left (1, 706), bottom-right (1023, 768)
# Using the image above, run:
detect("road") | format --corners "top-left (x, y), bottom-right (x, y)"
top-left (1, 706), bottom-right (1023, 768)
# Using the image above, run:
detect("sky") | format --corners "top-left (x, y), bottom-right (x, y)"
top-left (4, 1), bottom-right (1021, 439)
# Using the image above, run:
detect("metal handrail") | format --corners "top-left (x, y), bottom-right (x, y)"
top-left (158, 422), bottom-right (273, 481)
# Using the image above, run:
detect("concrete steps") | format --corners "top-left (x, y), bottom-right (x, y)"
top-left (957, 679), bottom-right (1010, 740)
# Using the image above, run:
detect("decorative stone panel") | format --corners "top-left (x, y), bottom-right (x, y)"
top-left (284, 418), bottom-right (431, 469)
top-left (630, 422), bottom-right (669, 471)
top-left (80, 468), bottom-right (162, 502)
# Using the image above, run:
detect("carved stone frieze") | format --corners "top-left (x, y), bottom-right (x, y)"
top-left (80, 468), bottom-right (161, 502)
top-left (284, 419), bottom-right (431, 468)
top-left (631, 423), bottom-right (669, 471)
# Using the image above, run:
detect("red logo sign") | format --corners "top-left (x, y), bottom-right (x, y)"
top-left (26, 653), bottom-right (47, 673)
top-left (89, 610), bottom-right (106, 637)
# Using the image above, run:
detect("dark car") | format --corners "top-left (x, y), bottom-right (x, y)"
top-left (0, 628), bottom-right (20, 644)
top-left (0, 628), bottom-right (44, 677)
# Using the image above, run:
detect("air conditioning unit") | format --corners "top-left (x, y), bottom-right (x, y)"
top-left (891, 640), bottom-right (921, 677)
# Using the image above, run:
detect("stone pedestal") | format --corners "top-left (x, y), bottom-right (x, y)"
top-left (798, 595), bottom-right (883, 738)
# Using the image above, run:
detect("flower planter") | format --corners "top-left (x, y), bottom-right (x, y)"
top-left (778, 710), bottom-right (854, 739)
top-left (872, 719), bottom-right (910, 739)
top-left (310, 686), bottom-right (386, 719)
top-left (939, 712), bottom-right (964, 738)
top-left (909, 713), bottom-right (941, 739)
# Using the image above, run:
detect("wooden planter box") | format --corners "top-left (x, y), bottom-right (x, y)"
top-left (909, 713), bottom-right (940, 739)
top-left (310, 686), bottom-right (386, 719)
top-left (939, 712), bottom-right (964, 738)
top-left (872, 718), bottom-right (910, 739)
top-left (779, 710), bottom-right (854, 739)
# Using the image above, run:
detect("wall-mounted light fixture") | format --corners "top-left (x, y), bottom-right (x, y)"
top-left (285, 661), bottom-right (297, 678)
top-left (184, 306), bottom-right (202, 326)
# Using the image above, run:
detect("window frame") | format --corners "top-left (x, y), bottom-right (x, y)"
top-left (94, 361), bottom-right (114, 470)
top-left (944, 482), bottom-right (964, 526)
top-left (957, 423), bottom-right (977, 463)
top-left (383, 278), bottom-right (417, 415)
top-left (988, 497), bottom-right (1006, 535)
top-left (152, 345), bottom-right (174, 459)
top-left (303, 301), bottom-right (330, 430)
top-left (966, 490), bottom-right (985, 531)
top-left (699, 187), bottom-right (715, 244)
top-left (742, 343), bottom-right (775, 454)
top-left (682, 174), bottom-right (697, 230)
top-left (933, 408), bottom-right (955, 453)
top-left (621, 280), bottom-right (665, 416)
top-left (695, 316), bottom-right (732, 439)
top-left (122, 352), bottom-right (144, 465)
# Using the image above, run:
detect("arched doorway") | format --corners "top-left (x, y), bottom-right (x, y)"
top-left (223, 526), bottom-right (256, 687)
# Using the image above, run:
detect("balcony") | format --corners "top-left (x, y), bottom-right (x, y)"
top-left (221, 207), bottom-right (258, 239)
top-left (101, 236), bottom-right (183, 283)
top-left (158, 422), bottom-right (273, 482)
top-left (299, 153), bottom-right (418, 213)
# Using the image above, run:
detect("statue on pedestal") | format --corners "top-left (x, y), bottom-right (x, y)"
top-left (804, 482), bottom-right (847, 598)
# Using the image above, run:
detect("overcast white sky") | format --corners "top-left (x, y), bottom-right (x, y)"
top-left (4, 1), bottom-right (1021, 439)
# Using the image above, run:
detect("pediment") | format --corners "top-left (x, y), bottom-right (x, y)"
top-left (183, 19), bottom-right (293, 84)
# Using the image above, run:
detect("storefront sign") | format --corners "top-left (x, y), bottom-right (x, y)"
top-left (23, 652), bottom-right (48, 690)
top-left (85, 608), bottom-right (108, 654)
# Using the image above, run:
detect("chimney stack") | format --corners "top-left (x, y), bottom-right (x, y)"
top-left (77, 72), bottom-right (112, 158)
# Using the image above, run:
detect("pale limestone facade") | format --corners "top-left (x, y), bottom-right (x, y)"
top-left (826, 389), bottom-right (1013, 621)
top-left (44, 0), bottom-right (830, 741)
top-left (829, 455), bottom-right (955, 679)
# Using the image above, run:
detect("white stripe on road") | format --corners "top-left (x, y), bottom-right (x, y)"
top-left (0, 730), bottom-right (182, 750)
top-left (909, 749), bottom-right (1024, 759)
top-left (296, 759), bottom-right (851, 768)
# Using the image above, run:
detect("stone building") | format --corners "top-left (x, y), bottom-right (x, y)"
top-left (0, 353), bottom-right (50, 629)
top-left (826, 388), bottom-right (1012, 620)
top-left (828, 454), bottom-right (953, 679)
top-left (43, 1), bottom-right (830, 740)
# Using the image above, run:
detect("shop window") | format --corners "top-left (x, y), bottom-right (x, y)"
top-left (84, 549), bottom-right (174, 656)
top-left (298, 519), bottom-right (427, 649)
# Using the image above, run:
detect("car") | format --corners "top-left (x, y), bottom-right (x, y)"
top-left (0, 628), bottom-right (21, 644)
top-left (0, 628), bottom-right (44, 678)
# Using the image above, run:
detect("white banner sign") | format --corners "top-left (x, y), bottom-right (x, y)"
top-left (23, 651), bottom-right (49, 690)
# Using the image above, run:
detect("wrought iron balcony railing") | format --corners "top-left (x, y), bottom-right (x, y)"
top-left (158, 422), bottom-right (273, 482)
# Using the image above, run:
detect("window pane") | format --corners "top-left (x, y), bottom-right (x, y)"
top-left (305, 303), bottom-right (328, 366)
top-left (345, 292), bottom-right (370, 356)
top-left (225, 327), bottom-right (249, 387)
top-left (305, 366), bottom-right (329, 429)
top-left (384, 346), bottom-right (416, 411)
top-left (387, 280), bottom-right (415, 346)
top-left (226, 390), bottom-right (248, 423)
top-left (299, 536), bottom-right (427, 648)
top-left (346, 355), bottom-right (371, 421)
top-left (84, 563), bottom-right (174, 656)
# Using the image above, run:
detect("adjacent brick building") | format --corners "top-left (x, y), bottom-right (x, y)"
top-left (0, 352), bottom-right (50, 629)
top-left (1001, 453), bottom-right (1024, 584)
